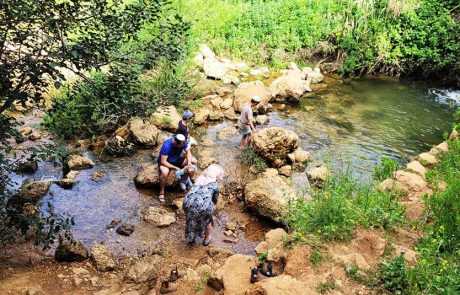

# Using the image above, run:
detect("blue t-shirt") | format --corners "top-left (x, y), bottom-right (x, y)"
top-left (158, 137), bottom-right (189, 165)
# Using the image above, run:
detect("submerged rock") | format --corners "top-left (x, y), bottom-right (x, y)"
top-left (91, 244), bottom-right (117, 272)
top-left (55, 240), bottom-right (88, 262)
top-left (15, 159), bottom-right (38, 173)
top-left (12, 179), bottom-right (51, 204)
top-left (116, 223), bottom-right (135, 236)
top-left (245, 174), bottom-right (297, 223)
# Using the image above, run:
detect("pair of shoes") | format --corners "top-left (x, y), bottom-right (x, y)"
top-left (169, 266), bottom-right (183, 282)
top-left (160, 281), bottom-right (177, 294)
top-left (202, 238), bottom-right (213, 246)
top-left (258, 261), bottom-right (277, 277)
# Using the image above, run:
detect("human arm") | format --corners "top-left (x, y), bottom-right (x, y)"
top-left (160, 155), bottom-right (180, 170)
top-left (185, 146), bottom-right (192, 167)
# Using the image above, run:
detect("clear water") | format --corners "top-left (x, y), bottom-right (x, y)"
top-left (10, 77), bottom-right (457, 253)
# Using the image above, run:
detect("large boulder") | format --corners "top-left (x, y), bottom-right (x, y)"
top-left (90, 244), bottom-right (117, 272)
top-left (67, 155), bottom-right (94, 170)
top-left (233, 81), bottom-right (271, 112)
top-left (134, 163), bottom-right (175, 188)
top-left (246, 275), bottom-right (313, 295)
top-left (394, 170), bottom-right (429, 193)
top-left (251, 127), bottom-right (299, 166)
top-left (245, 174), bottom-right (297, 223)
top-left (125, 255), bottom-right (163, 284)
top-left (203, 60), bottom-right (229, 80)
top-left (129, 118), bottom-right (160, 146)
top-left (15, 180), bottom-right (52, 204)
top-left (150, 106), bottom-right (181, 132)
top-left (269, 71), bottom-right (311, 102)
top-left (143, 207), bottom-right (176, 227)
top-left (208, 254), bottom-right (256, 294)
top-left (55, 240), bottom-right (88, 262)
top-left (302, 67), bottom-right (324, 84)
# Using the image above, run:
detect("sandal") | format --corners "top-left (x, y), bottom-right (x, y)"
top-left (159, 194), bottom-right (165, 204)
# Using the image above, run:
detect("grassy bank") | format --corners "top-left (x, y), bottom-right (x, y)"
top-left (174, 0), bottom-right (459, 80)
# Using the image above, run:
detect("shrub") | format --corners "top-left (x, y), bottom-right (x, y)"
top-left (378, 254), bottom-right (408, 293)
top-left (373, 157), bottom-right (399, 181)
top-left (240, 147), bottom-right (267, 173)
top-left (287, 171), bottom-right (405, 241)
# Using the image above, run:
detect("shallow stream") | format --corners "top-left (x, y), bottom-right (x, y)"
top-left (11, 77), bottom-right (459, 256)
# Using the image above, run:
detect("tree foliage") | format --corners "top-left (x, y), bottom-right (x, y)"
top-left (0, 0), bottom-right (170, 114)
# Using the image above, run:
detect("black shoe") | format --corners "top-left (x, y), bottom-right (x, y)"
top-left (250, 267), bottom-right (259, 284)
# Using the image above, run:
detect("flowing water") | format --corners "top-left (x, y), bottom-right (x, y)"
top-left (10, 77), bottom-right (458, 256)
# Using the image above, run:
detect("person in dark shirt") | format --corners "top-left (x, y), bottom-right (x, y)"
top-left (177, 110), bottom-right (194, 142)
top-left (158, 134), bottom-right (196, 203)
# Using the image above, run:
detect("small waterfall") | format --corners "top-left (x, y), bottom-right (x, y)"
top-left (429, 88), bottom-right (460, 107)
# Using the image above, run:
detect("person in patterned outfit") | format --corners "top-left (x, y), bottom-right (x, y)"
top-left (183, 164), bottom-right (224, 246)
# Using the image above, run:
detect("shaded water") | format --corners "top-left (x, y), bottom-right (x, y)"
top-left (10, 77), bottom-right (457, 254)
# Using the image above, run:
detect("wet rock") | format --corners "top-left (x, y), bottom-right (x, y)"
top-left (200, 156), bottom-right (218, 169)
top-left (255, 115), bottom-right (269, 125)
top-left (150, 106), bottom-right (181, 132)
top-left (209, 95), bottom-right (224, 108)
top-left (269, 71), bottom-right (312, 101)
top-left (90, 170), bottom-right (105, 182)
top-left (125, 255), bottom-right (163, 283)
top-left (29, 130), bottom-right (42, 141)
top-left (378, 178), bottom-right (403, 193)
top-left (203, 60), bottom-right (229, 80)
top-left (129, 118), bottom-right (160, 147)
top-left (288, 148), bottom-right (312, 164)
top-left (307, 165), bottom-right (329, 182)
top-left (116, 223), bottom-right (135, 236)
top-left (278, 165), bottom-right (292, 177)
top-left (194, 108), bottom-right (211, 125)
top-left (245, 175), bottom-right (297, 223)
top-left (406, 161), bottom-right (427, 178)
top-left (246, 274), bottom-right (313, 295)
top-left (23, 285), bottom-right (44, 295)
top-left (449, 129), bottom-right (459, 140)
top-left (134, 163), bottom-right (175, 188)
top-left (209, 111), bottom-right (224, 121)
top-left (67, 155), bottom-right (94, 170)
top-left (143, 207), bottom-right (176, 227)
top-left (107, 219), bottom-right (122, 229)
top-left (416, 152), bottom-right (438, 166)
top-left (394, 170), bottom-right (429, 193)
top-left (233, 80), bottom-right (272, 112)
top-left (217, 126), bottom-right (239, 140)
top-left (91, 244), bottom-right (117, 272)
top-left (209, 254), bottom-right (255, 293)
top-left (220, 98), bottom-right (233, 110)
top-left (12, 180), bottom-right (51, 204)
top-left (15, 158), bottom-right (38, 173)
top-left (252, 127), bottom-right (299, 167)
top-left (105, 135), bottom-right (135, 156)
top-left (19, 126), bottom-right (33, 136)
top-left (56, 170), bottom-right (80, 189)
top-left (55, 240), bottom-right (88, 262)
top-left (302, 67), bottom-right (324, 83)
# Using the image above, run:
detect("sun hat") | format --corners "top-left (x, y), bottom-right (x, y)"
top-left (251, 96), bottom-right (261, 103)
top-left (182, 110), bottom-right (194, 120)
top-left (175, 134), bottom-right (186, 142)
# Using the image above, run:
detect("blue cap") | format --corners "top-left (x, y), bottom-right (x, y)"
top-left (182, 110), bottom-right (194, 120)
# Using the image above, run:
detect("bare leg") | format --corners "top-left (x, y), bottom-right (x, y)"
top-left (240, 135), bottom-right (247, 149)
top-left (159, 166), bottom-right (170, 200)
top-left (246, 132), bottom-right (254, 145)
top-left (204, 223), bottom-right (212, 241)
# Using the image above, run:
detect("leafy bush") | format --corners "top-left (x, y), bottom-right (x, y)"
top-left (378, 254), bottom-right (408, 293)
top-left (240, 147), bottom-right (267, 173)
top-left (287, 171), bottom-right (405, 241)
top-left (373, 157), bottom-right (399, 181)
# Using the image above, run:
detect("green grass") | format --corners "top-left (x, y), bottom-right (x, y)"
top-left (287, 170), bottom-right (405, 241)
top-left (240, 146), bottom-right (268, 173)
top-left (173, 0), bottom-right (459, 79)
